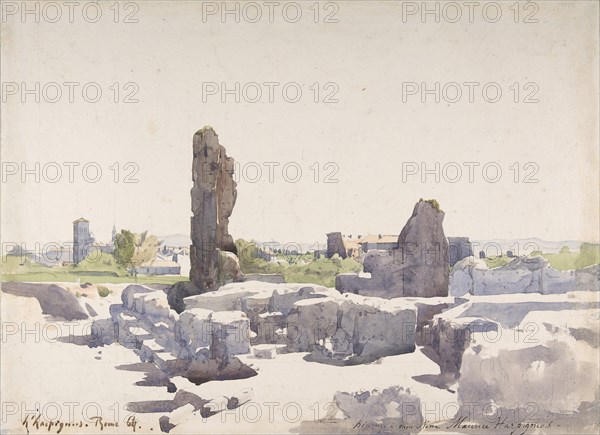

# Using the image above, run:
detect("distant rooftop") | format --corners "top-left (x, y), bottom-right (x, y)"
top-left (141, 259), bottom-right (180, 268)
top-left (356, 235), bottom-right (398, 244)
top-left (73, 217), bottom-right (89, 223)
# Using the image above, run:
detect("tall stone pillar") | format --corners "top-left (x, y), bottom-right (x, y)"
top-left (190, 127), bottom-right (237, 290)
top-left (397, 200), bottom-right (449, 297)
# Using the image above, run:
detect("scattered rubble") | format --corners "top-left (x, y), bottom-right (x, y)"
top-left (450, 256), bottom-right (600, 296)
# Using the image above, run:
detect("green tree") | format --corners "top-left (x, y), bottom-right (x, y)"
top-left (114, 230), bottom-right (135, 267)
top-left (114, 229), bottom-right (159, 280)
top-left (132, 231), bottom-right (159, 270)
top-left (559, 245), bottom-right (570, 254)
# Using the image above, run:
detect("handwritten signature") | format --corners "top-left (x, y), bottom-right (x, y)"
top-left (22, 414), bottom-right (140, 434)
top-left (351, 414), bottom-right (561, 434)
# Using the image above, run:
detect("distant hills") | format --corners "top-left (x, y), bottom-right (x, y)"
top-left (159, 234), bottom-right (191, 248)
top-left (471, 238), bottom-right (589, 255)
top-left (158, 234), bottom-right (324, 253)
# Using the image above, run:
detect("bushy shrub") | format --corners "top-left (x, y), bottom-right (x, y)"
top-left (97, 285), bottom-right (111, 297)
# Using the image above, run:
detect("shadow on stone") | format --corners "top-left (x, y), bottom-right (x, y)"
top-left (1, 282), bottom-right (88, 321)
top-left (166, 281), bottom-right (202, 313)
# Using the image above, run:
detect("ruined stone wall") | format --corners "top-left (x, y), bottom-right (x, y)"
top-left (326, 232), bottom-right (347, 259)
top-left (448, 237), bottom-right (473, 266)
top-left (450, 256), bottom-right (600, 296)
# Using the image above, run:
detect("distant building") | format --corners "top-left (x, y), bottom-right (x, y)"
top-left (343, 238), bottom-right (362, 258)
top-left (358, 235), bottom-right (399, 253)
top-left (161, 245), bottom-right (175, 256)
top-left (95, 242), bottom-right (114, 255)
top-left (135, 258), bottom-right (181, 275)
top-left (313, 249), bottom-right (327, 260)
top-left (112, 224), bottom-right (117, 242)
top-left (73, 218), bottom-right (94, 265)
top-left (256, 247), bottom-right (272, 261)
top-left (326, 232), bottom-right (402, 258)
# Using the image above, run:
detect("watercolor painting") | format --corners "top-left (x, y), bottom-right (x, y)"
top-left (1, 1), bottom-right (599, 434)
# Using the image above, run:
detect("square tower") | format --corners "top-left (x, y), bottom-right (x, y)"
top-left (73, 218), bottom-right (93, 265)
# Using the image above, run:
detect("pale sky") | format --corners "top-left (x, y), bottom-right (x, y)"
top-left (1, 1), bottom-right (598, 249)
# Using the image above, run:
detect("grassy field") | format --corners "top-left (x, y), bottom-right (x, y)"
top-left (282, 256), bottom-right (362, 287)
top-left (1, 246), bottom-right (362, 288)
top-left (483, 243), bottom-right (600, 270)
top-left (237, 252), bottom-right (362, 288)
top-left (0, 253), bottom-right (184, 285)
top-left (484, 256), bottom-right (514, 269)
top-left (4, 242), bottom-right (597, 285)
top-left (539, 243), bottom-right (600, 270)
top-left (236, 239), bottom-right (362, 287)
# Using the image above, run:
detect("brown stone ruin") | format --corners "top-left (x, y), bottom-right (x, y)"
top-left (189, 126), bottom-right (238, 290)
top-left (336, 199), bottom-right (450, 298)
top-left (326, 232), bottom-right (348, 259)
top-left (168, 127), bottom-right (242, 312)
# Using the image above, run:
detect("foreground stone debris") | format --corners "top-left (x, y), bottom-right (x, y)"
top-left (58, 277), bottom-right (598, 433)
top-left (419, 291), bottom-right (599, 428)
top-left (91, 284), bottom-right (258, 386)
top-left (89, 281), bottom-right (420, 390)
top-left (185, 281), bottom-right (418, 365)
top-left (459, 308), bottom-right (599, 414)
